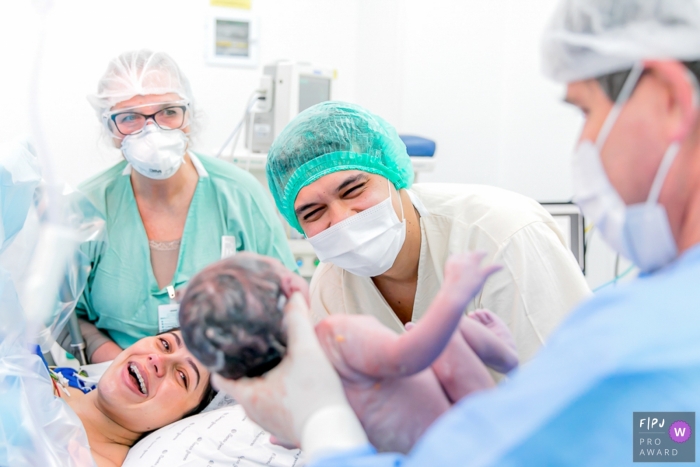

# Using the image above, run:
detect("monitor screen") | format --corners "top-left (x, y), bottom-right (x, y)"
top-left (540, 203), bottom-right (585, 272)
top-left (299, 75), bottom-right (331, 113)
top-left (215, 20), bottom-right (250, 57)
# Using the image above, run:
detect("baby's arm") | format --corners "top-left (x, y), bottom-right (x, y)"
top-left (321, 252), bottom-right (500, 379)
top-left (378, 252), bottom-right (500, 376)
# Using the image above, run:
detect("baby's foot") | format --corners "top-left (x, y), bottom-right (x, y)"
top-left (468, 309), bottom-right (516, 352)
top-left (462, 309), bottom-right (518, 373)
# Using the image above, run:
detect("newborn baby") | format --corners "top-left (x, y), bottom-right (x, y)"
top-left (314, 253), bottom-right (517, 452)
top-left (178, 253), bottom-right (301, 380)
top-left (179, 252), bottom-right (518, 453)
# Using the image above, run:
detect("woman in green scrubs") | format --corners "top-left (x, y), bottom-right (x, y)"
top-left (72, 50), bottom-right (296, 362)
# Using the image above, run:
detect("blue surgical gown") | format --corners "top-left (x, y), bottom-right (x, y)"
top-left (76, 153), bottom-right (297, 348)
top-left (312, 245), bottom-right (700, 466)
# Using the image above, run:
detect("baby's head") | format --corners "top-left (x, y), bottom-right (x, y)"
top-left (179, 252), bottom-right (308, 380)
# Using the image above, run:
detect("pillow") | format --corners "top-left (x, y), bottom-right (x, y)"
top-left (123, 404), bottom-right (304, 466)
top-left (201, 390), bottom-right (238, 414)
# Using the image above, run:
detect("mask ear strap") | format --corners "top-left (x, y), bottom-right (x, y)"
top-left (647, 142), bottom-right (680, 205)
top-left (388, 179), bottom-right (405, 222)
top-left (596, 62), bottom-right (645, 148)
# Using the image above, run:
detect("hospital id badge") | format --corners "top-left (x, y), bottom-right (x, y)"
top-left (221, 235), bottom-right (237, 259)
top-left (158, 303), bottom-right (180, 333)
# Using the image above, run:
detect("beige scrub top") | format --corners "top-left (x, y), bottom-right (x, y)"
top-left (309, 183), bottom-right (592, 363)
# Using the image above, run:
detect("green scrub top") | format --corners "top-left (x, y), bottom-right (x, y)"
top-left (76, 153), bottom-right (297, 348)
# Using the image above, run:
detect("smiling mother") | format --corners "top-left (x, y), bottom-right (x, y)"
top-left (59, 330), bottom-right (214, 467)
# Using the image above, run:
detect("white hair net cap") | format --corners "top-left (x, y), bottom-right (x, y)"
top-left (87, 49), bottom-right (194, 116)
top-left (542, 0), bottom-right (700, 83)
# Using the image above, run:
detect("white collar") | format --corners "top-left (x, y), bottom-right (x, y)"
top-left (121, 151), bottom-right (209, 178)
top-left (407, 189), bottom-right (430, 217)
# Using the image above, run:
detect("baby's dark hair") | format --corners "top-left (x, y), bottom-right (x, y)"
top-left (178, 254), bottom-right (288, 380)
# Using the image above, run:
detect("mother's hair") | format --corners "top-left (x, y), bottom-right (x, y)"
top-left (159, 327), bottom-right (217, 418)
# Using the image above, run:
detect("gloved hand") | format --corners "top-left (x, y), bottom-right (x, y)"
top-left (212, 292), bottom-right (368, 457)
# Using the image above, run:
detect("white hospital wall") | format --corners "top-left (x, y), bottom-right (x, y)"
top-left (1, 0), bottom-right (615, 288)
top-left (0, 0), bottom-right (359, 188)
top-left (354, 0), bottom-right (616, 289)
top-left (355, 0), bottom-right (582, 200)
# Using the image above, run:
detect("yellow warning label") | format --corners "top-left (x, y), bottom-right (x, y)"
top-left (210, 0), bottom-right (251, 9)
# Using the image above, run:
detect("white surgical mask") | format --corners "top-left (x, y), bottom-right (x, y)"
top-left (307, 180), bottom-right (406, 277)
top-left (572, 62), bottom-right (682, 273)
top-left (121, 124), bottom-right (188, 180)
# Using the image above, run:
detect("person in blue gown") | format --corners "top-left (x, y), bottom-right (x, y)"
top-left (212, 1), bottom-right (700, 465)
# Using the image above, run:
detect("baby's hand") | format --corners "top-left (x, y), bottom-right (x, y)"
top-left (280, 273), bottom-right (310, 305)
top-left (442, 252), bottom-right (501, 306)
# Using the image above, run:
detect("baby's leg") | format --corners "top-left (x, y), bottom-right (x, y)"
top-left (459, 310), bottom-right (518, 374)
top-left (468, 309), bottom-right (516, 350)
top-left (430, 329), bottom-right (496, 403)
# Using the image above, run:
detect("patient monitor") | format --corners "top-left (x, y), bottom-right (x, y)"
top-left (246, 61), bottom-right (335, 153)
top-left (540, 202), bottom-right (585, 272)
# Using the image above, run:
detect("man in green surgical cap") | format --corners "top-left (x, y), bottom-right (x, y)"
top-left (266, 101), bottom-right (589, 365)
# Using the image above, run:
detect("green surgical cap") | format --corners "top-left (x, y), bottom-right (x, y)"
top-left (266, 101), bottom-right (414, 233)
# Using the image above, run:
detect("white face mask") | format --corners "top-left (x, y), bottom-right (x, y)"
top-left (306, 179), bottom-right (407, 277)
top-left (572, 63), bottom-right (681, 273)
top-left (121, 124), bottom-right (188, 180)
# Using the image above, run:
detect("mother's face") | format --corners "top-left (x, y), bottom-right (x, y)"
top-left (294, 170), bottom-right (403, 238)
top-left (97, 330), bottom-right (210, 433)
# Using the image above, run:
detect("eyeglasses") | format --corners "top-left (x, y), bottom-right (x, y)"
top-left (106, 102), bottom-right (189, 136)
